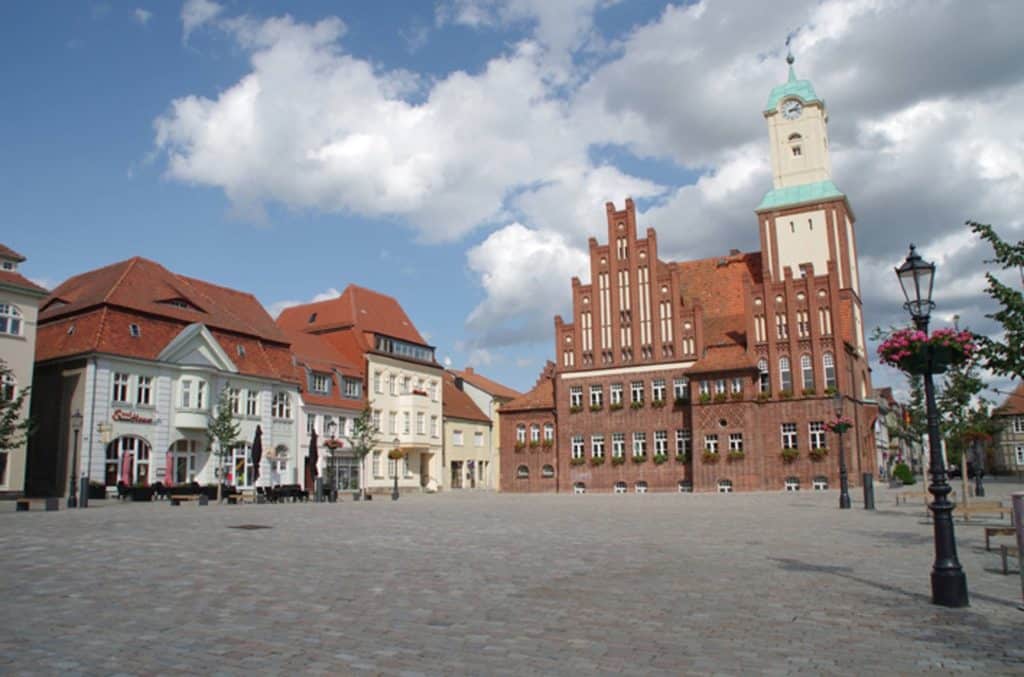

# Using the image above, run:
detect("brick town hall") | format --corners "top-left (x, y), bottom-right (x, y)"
top-left (501, 56), bottom-right (877, 494)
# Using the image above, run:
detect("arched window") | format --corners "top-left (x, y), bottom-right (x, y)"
top-left (757, 358), bottom-right (770, 394)
top-left (516, 424), bottom-right (526, 443)
top-left (530, 424), bottom-right (540, 442)
top-left (573, 481), bottom-right (586, 494)
top-left (813, 476), bottom-right (829, 491)
top-left (543, 423), bottom-right (554, 441)
top-left (0, 372), bottom-right (14, 402)
top-left (678, 480), bottom-right (693, 493)
top-left (169, 439), bottom-right (200, 484)
top-left (788, 133), bottom-right (803, 141)
top-left (105, 436), bottom-right (152, 487)
top-left (785, 476), bottom-right (800, 492)
top-left (0, 304), bottom-right (22, 336)
top-left (823, 352), bottom-right (837, 390)
top-left (516, 465), bottom-right (529, 479)
top-left (779, 356), bottom-right (792, 393)
top-left (614, 481), bottom-right (627, 494)
top-left (717, 479), bottom-right (733, 494)
top-left (541, 464), bottom-right (554, 478)
top-left (800, 354), bottom-right (814, 392)
top-left (635, 481), bottom-right (648, 494)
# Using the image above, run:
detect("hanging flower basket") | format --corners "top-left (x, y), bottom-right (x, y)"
top-left (323, 438), bottom-right (344, 450)
top-left (877, 328), bottom-right (975, 375)
top-left (825, 416), bottom-right (854, 435)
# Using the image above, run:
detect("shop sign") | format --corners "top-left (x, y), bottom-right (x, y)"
top-left (112, 409), bottom-right (155, 424)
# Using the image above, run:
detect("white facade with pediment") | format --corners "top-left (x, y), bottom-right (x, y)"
top-left (69, 323), bottom-right (301, 491)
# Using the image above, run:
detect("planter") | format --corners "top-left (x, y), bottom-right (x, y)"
top-left (653, 454), bottom-right (668, 465)
top-left (727, 451), bottom-right (745, 462)
top-left (651, 400), bottom-right (666, 409)
top-left (780, 449), bottom-right (799, 464)
top-left (698, 394), bottom-right (711, 404)
top-left (675, 453), bottom-right (690, 464)
top-left (702, 451), bottom-right (719, 464)
top-left (590, 456), bottom-right (605, 467)
top-left (630, 402), bottom-right (644, 410)
top-left (632, 454), bottom-right (648, 464)
top-left (570, 457), bottom-right (586, 466)
top-left (809, 448), bottom-right (829, 461)
top-left (589, 405), bottom-right (603, 412)
top-left (609, 403), bottom-right (624, 411)
top-left (611, 456), bottom-right (625, 466)
top-left (713, 394), bottom-right (728, 403)
top-left (569, 406), bottom-right (583, 414)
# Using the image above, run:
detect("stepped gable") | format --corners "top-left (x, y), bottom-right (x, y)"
top-left (35, 257), bottom-right (296, 383)
top-left (500, 362), bottom-right (555, 413)
top-left (451, 366), bottom-right (521, 401)
top-left (443, 371), bottom-right (490, 423)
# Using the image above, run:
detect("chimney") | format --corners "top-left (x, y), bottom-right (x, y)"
top-left (454, 377), bottom-right (464, 391)
top-left (465, 367), bottom-right (474, 374)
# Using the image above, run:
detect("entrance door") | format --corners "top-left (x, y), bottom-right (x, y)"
top-left (451, 461), bottom-right (462, 489)
top-left (232, 447), bottom-right (252, 488)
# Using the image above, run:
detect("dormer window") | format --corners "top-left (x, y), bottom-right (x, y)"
top-left (236, 345), bottom-right (245, 357)
top-left (792, 145), bottom-right (802, 157)
top-left (129, 323), bottom-right (141, 338)
top-left (311, 373), bottom-right (331, 394)
top-left (308, 312), bottom-right (317, 324)
top-left (1, 261), bottom-right (13, 271)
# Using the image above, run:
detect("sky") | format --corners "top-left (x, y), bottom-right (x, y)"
top-left (2, 0), bottom-right (1023, 400)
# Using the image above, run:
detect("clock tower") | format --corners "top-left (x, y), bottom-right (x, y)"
top-left (764, 53), bottom-right (831, 189)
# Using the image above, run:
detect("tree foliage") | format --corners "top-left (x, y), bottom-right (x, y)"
top-left (207, 385), bottom-right (241, 499)
top-left (0, 359), bottom-right (32, 452)
top-left (347, 402), bottom-right (378, 495)
top-left (968, 220), bottom-right (1024, 381)
top-left (938, 353), bottom-right (987, 466)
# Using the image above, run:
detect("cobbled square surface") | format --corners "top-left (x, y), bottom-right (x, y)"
top-left (2, 482), bottom-right (1022, 675)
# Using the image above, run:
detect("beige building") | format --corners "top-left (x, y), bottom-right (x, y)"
top-left (992, 382), bottom-right (1024, 474)
top-left (0, 245), bottom-right (47, 498)
top-left (442, 371), bottom-right (495, 489)
top-left (449, 367), bottom-right (520, 489)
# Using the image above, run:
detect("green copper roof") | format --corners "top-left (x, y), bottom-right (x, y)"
top-left (756, 179), bottom-right (845, 211)
top-left (764, 64), bottom-right (822, 113)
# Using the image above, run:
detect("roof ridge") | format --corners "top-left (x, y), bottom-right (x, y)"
top-left (101, 257), bottom-right (142, 304)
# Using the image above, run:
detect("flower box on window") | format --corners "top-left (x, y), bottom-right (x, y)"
top-left (698, 393), bottom-right (712, 404)
top-left (569, 405), bottom-right (583, 414)
top-left (730, 392), bottom-right (743, 401)
top-left (713, 393), bottom-right (728, 403)
top-left (756, 392), bottom-right (770, 402)
top-left (590, 456), bottom-right (605, 467)
top-left (570, 457), bottom-right (586, 466)
top-left (651, 399), bottom-right (666, 409)
top-left (652, 453), bottom-right (668, 465)
top-left (727, 450), bottom-right (746, 462)
top-left (528, 440), bottom-right (540, 449)
top-left (632, 453), bottom-right (648, 464)
top-left (702, 451), bottom-right (719, 464)
top-left (411, 389), bottom-right (428, 396)
top-left (611, 456), bottom-right (625, 466)
top-left (780, 448), bottom-right (799, 464)
top-left (675, 452), bottom-right (691, 464)
top-left (514, 441), bottom-right (526, 452)
top-left (801, 388), bottom-right (816, 397)
top-left (609, 402), bottom-right (624, 411)
top-left (589, 403), bottom-right (603, 412)
top-left (824, 386), bottom-right (838, 396)
top-left (779, 390), bottom-right (793, 399)
top-left (630, 401), bottom-right (644, 410)
top-left (541, 439), bottom-right (553, 449)
top-left (809, 447), bottom-right (829, 461)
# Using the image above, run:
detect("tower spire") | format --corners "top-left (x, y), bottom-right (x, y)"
top-left (785, 34), bottom-right (796, 81)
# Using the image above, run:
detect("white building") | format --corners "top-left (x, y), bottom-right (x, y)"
top-left (0, 244), bottom-right (47, 498)
top-left (27, 257), bottom-right (301, 497)
top-left (447, 367), bottom-right (520, 489)
top-left (277, 285), bottom-right (444, 494)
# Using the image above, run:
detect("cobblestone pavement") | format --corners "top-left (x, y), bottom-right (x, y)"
top-left (1, 481), bottom-right (1022, 676)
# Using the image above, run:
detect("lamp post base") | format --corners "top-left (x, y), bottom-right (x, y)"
top-left (839, 492), bottom-right (851, 510)
top-left (932, 569), bottom-right (969, 608)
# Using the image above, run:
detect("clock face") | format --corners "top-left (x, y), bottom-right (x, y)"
top-left (782, 100), bottom-right (803, 120)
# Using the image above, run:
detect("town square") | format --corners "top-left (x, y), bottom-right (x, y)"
top-left (2, 1), bottom-right (1024, 674)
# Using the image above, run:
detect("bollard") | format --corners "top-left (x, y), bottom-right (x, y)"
top-left (862, 473), bottom-right (875, 510)
top-left (198, 495), bottom-right (209, 506)
top-left (45, 497), bottom-right (60, 511)
top-left (1013, 492), bottom-right (1024, 610)
top-left (79, 477), bottom-right (90, 509)
top-left (314, 477), bottom-right (324, 503)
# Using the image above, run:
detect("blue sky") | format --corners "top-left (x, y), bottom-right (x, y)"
top-left (3, 1), bottom-right (1023, 398)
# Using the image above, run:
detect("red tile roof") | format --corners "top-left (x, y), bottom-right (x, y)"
top-left (443, 372), bottom-right (490, 423)
top-left (673, 252), bottom-right (761, 316)
top-left (501, 362), bottom-right (555, 413)
top-left (282, 330), bottom-right (363, 412)
top-left (35, 258), bottom-right (297, 383)
top-left (0, 244), bottom-right (26, 263)
top-left (994, 381), bottom-right (1024, 417)
top-left (277, 284), bottom-right (427, 345)
top-left (452, 366), bottom-right (521, 401)
top-left (0, 270), bottom-right (47, 295)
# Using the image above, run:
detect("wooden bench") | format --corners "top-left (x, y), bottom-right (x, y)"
top-left (169, 494), bottom-right (204, 506)
top-left (954, 501), bottom-right (1011, 522)
top-left (226, 492), bottom-right (256, 505)
top-left (984, 526), bottom-right (1016, 551)
top-left (999, 544), bottom-right (1019, 575)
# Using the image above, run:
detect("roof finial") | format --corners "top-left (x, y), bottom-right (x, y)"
top-left (785, 32), bottom-right (797, 81)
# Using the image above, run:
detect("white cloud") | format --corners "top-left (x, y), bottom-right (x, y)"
top-left (465, 223), bottom-right (589, 346)
top-left (181, 0), bottom-right (222, 41)
top-left (134, 8), bottom-right (152, 25)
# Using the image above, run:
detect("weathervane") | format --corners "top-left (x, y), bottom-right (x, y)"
top-left (785, 31), bottom-right (797, 65)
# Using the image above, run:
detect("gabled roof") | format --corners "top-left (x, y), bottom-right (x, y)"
top-left (40, 257), bottom-right (287, 343)
top-left (443, 372), bottom-right (490, 423)
top-left (994, 382), bottom-right (1024, 417)
top-left (0, 244), bottom-right (26, 262)
top-left (501, 362), bottom-right (555, 413)
top-left (277, 284), bottom-right (426, 345)
top-left (452, 366), bottom-right (521, 401)
top-left (283, 329), bottom-right (364, 412)
top-left (0, 270), bottom-right (47, 296)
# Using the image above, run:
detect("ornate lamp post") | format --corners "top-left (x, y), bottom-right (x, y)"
top-left (831, 393), bottom-right (851, 509)
top-left (895, 244), bottom-right (969, 607)
top-left (68, 411), bottom-right (83, 508)
top-left (390, 437), bottom-right (402, 501)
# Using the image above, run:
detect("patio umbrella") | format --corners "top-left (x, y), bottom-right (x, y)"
top-left (251, 425), bottom-right (263, 485)
top-left (308, 429), bottom-right (319, 478)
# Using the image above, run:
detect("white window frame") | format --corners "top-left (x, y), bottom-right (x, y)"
top-left (612, 433), bottom-right (625, 458)
top-left (610, 383), bottom-right (623, 405)
top-left (589, 385), bottom-right (603, 407)
top-left (311, 373), bottom-right (331, 394)
top-left (729, 433), bottom-right (743, 451)
top-left (632, 432), bottom-right (647, 457)
top-left (569, 386), bottom-right (583, 408)
top-left (782, 422), bottom-right (798, 449)
top-left (571, 435), bottom-right (584, 459)
top-left (673, 378), bottom-right (689, 401)
top-left (416, 412), bottom-right (425, 435)
top-left (113, 373), bottom-right (131, 404)
top-left (651, 379), bottom-right (666, 402)
top-left (543, 423), bottom-right (554, 441)
top-left (0, 303), bottom-right (23, 336)
top-left (704, 434), bottom-right (718, 454)
top-left (631, 381), bottom-right (644, 403)
top-left (136, 376), bottom-right (153, 406)
top-left (453, 430), bottom-right (464, 446)
top-left (516, 424), bottom-right (526, 443)
top-left (809, 421), bottom-right (826, 449)
top-left (676, 429), bottom-right (691, 455)
top-left (271, 391), bottom-right (291, 419)
top-left (654, 430), bottom-right (668, 455)
top-left (245, 391), bottom-right (259, 417)
top-left (591, 434), bottom-right (605, 458)
top-left (474, 431), bottom-right (484, 447)
top-left (530, 424), bottom-right (540, 442)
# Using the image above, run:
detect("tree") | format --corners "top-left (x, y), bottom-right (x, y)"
top-left (968, 221), bottom-right (1024, 381)
top-left (937, 354), bottom-right (986, 467)
top-left (207, 385), bottom-right (241, 501)
top-left (0, 360), bottom-right (31, 453)
top-left (347, 402), bottom-right (378, 498)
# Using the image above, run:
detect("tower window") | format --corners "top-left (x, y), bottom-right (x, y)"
top-left (789, 221), bottom-right (795, 233)
top-left (788, 133), bottom-right (802, 141)
top-left (792, 146), bottom-right (802, 157)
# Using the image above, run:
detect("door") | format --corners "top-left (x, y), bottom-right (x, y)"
top-left (232, 447), bottom-right (252, 488)
top-left (451, 461), bottom-right (462, 489)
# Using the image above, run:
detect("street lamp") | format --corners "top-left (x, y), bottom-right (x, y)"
top-left (69, 411), bottom-right (83, 508)
top-left (832, 392), bottom-right (851, 509)
top-left (895, 244), bottom-right (969, 608)
top-left (391, 437), bottom-right (401, 501)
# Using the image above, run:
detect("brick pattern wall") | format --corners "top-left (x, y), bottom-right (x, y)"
top-left (498, 409), bottom-right (558, 493)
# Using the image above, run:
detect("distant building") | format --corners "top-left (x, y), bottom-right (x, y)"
top-left (499, 363), bottom-right (558, 492)
top-left (449, 366), bottom-right (520, 489)
top-left (442, 371), bottom-right (493, 489)
top-left (500, 57), bottom-right (877, 494)
top-left (873, 387), bottom-right (923, 477)
top-left (277, 285), bottom-right (443, 494)
top-left (0, 245), bottom-right (48, 498)
top-left (992, 382), bottom-right (1024, 474)
top-left (28, 257), bottom-right (300, 497)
